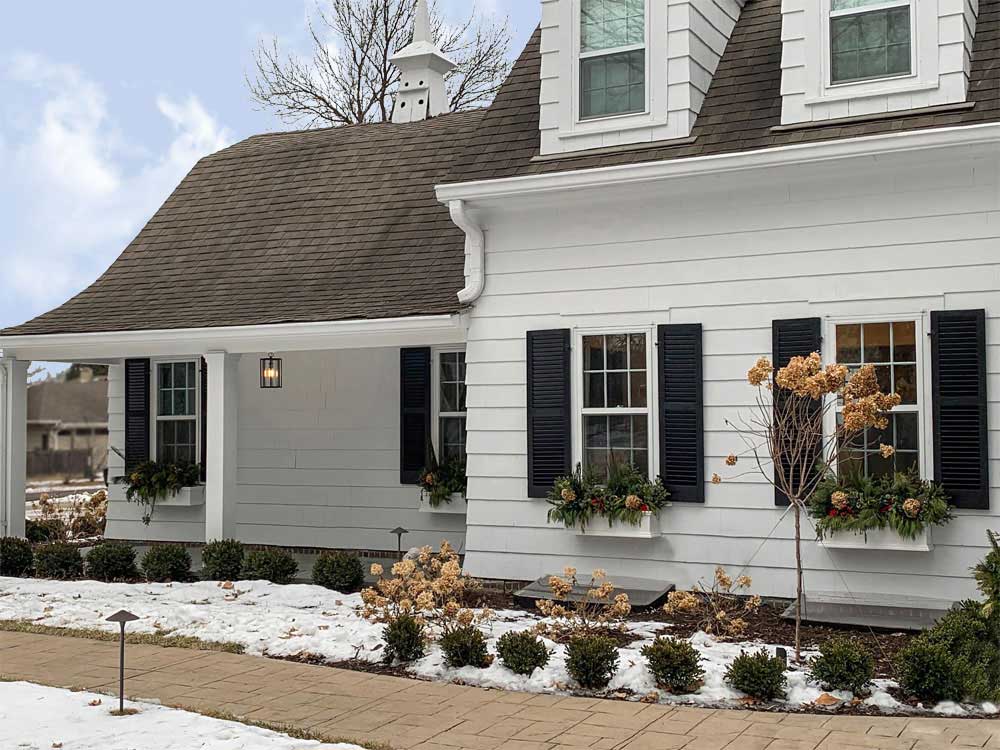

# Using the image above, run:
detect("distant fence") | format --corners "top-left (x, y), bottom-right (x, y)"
top-left (27, 449), bottom-right (94, 479)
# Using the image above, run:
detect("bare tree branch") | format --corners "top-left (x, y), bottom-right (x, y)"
top-left (247, 0), bottom-right (513, 128)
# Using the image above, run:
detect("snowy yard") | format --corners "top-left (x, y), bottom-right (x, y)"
top-left (0, 681), bottom-right (363, 750)
top-left (0, 575), bottom-right (973, 716)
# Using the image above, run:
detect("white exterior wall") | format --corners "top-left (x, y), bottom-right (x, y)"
top-left (781, 0), bottom-right (978, 125)
top-left (461, 143), bottom-right (1000, 601)
top-left (106, 349), bottom-right (467, 553)
top-left (539, 0), bottom-right (742, 155)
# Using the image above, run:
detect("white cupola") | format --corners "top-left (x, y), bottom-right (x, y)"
top-left (391, 0), bottom-right (457, 123)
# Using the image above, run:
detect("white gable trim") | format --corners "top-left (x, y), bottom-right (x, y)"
top-left (0, 314), bottom-right (467, 362)
top-left (436, 121), bottom-right (1000, 203)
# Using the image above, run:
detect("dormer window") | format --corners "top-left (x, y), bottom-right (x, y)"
top-left (579, 0), bottom-right (646, 120)
top-left (830, 0), bottom-right (912, 85)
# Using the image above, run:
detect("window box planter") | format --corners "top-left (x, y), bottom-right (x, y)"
top-left (156, 485), bottom-right (205, 508)
top-left (576, 511), bottom-right (659, 539)
top-left (819, 527), bottom-right (932, 552)
top-left (419, 493), bottom-right (466, 515)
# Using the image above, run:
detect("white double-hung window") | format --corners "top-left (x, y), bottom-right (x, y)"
top-left (153, 360), bottom-right (199, 465)
top-left (579, 331), bottom-right (653, 480)
top-left (833, 320), bottom-right (922, 477)
top-left (579, 0), bottom-right (646, 120)
top-left (830, 0), bottom-right (912, 85)
top-left (433, 350), bottom-right (467, 462)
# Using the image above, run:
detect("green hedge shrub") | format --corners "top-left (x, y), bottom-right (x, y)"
top-left (440, 625), bottom-right (491, 669)
top-left (242, 548), bottom-right (298, 584)
top-left (312, 551), bottom-right (364, 592)
top-left (725, 649), bottom-right (787, 701)
top-left (383, 614), bottom-right (425, 663)
top-left (85, 541), bottom-right (138, 582)
top-left (565, 634), bottom-right (619, 690)
top-left (0, 537), bottom-right (33, 577)
top-left (142, 544), bottom-right (192, 582)
top-left (496, 631), bottom-right (549, 676)
top-left (34, 542), bottom-right (83, 579)
top-left (810, 638), bottom-right (875, 696)
top-left (201, 539), bottom-right (245, 581)
top-left (641, 637), bottom-right (704, 693)
top-left (26, 518), bottom-right (66, 544)
top-left (896, 639), bottom-right (963, 703)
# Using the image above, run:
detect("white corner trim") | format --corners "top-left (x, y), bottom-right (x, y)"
top-left (435, 122), bottom-right (1000, 203)
top-left (450, 199), bottom-right (486, 305)
top-left (0, 314), bottom-right (468, 362)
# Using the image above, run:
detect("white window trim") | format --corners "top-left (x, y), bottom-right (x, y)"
top-left (577, 0), bottom-right (648, 123)
top-left (828, 0), bottom-right (915, 88)
top-left (149, 357), bottom-right (201, 465)
top-left (571, 325), bottom-right (659, 480)
top-left (822, 313), bottom-right (933, 480)
top-left (431, 346), bottom-right (467, 462)
top-left (556, 0), bottom-right (667, 140)
top-left (803, 0), bottom-right (939, 106)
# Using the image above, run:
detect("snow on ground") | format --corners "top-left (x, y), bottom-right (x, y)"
top-left (0, 681), bottom-right (362, 750)
top-left (0, 577), bottom-right (985, 716)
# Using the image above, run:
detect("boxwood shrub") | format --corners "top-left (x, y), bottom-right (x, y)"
top-left (242, 548), bottom-right (298, 584)
top-left (85, 541), bottom-right (138, 582)
top-left (201, 539), bottom-right (245, 581)
top-left (641, 637), bottom-right (704, 693)
top-left (725, 649), bottom-right (787, 701)
top-left (34, 542), bottom-right (83, 579)
top-left (496, 630), bottom-right (550, 676)
top-left (383, 614), bottom-right (424, 663)
top-left (565, 634), bottom-right (619, 690)
top-left (810, 638), bottom-right (875, 696)
top-left (312, 551), bottom-right (364, 592)
top-left (26, 518), bottom-right (66, 544)
top-left (440, 625), bottom-right (492, 669)
top-left (0, 537), bottom-right (33, 577)
top-left (141, 544), bottom-right (192, 582)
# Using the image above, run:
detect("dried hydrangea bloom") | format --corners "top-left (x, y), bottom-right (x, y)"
top-left (370, 563), bottom-right (384, 577)
top-left (879, 444), bottom-right (896, 458)
top-left (592, 568), bottom-right (607, 579)
top-left (831, 491), bottom-right (849, 510)
top-left (735, 575), bottom-right (753, 589)
top-left (747, 357), bottom-right (773, 386)
top-left (725, 454), bottom-right (738, 466)
top-left (903, 498), bottom-right (922, 518)
top-left (664, 590), bottom-right (699, 613)
top-left (560, 487), bottom-right (576, 502)
top-left (624, 494), bottom-right (643, 510)
top-left (563, 566), bottom-right (577, 579)
top-left (711, 473), bottom-right (722, 485)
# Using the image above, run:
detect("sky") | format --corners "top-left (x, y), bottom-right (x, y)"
top-left (0, 1), bottom-right (538, 374)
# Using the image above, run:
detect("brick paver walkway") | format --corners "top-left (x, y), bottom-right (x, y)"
top-left (1, 631), bottom-right (996, 750)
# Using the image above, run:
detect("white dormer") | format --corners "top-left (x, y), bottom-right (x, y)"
top-left (539, 0), bottom-right (745, 157)
top-left (780, 0), bottom-right (979, 125)
top-left (391, 0), bottom-right (456, 123)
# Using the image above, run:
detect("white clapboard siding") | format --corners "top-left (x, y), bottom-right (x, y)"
top-left (106, 348), bottom-right (467, 552)
top-left (462, 148), bottom-right (1000, 601)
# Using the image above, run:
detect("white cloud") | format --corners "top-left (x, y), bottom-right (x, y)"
top-left (0, 53), bottom-right (232, 323)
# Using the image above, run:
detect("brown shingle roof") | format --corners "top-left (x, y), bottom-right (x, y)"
top-left (448, 0), bottom-right (1000, 182)
top-left (5, 110), bottom-right (486, 336)
top-left (28, 379), bottom-right (108, 425)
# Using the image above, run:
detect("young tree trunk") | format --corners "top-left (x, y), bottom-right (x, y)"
top-left (793, 499), bottom-right (803, 663)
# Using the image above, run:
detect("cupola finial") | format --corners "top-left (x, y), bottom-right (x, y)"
top-left (390, 0), bottom-right (456, 123)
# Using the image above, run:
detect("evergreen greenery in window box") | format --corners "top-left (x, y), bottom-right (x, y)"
top-left (119, 461), bottom-right (203, 525)
top-left (546, 461), bottom-right (668, 535)
top-left (417, 455), bottom-right (467, 512)
top-left (809, 468), bottom-right (952, 550)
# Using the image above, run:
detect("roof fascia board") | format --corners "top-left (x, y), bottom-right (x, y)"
top-left (436, 122), bottom-right (1000, 203)
top-left (0, 314), bottom-right (467, 362)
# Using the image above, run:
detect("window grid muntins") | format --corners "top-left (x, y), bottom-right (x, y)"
top-left (830, 0), bottom-right (911, 85)
top-left (156, 361), bottom-right (197, 466)
top-left (439, 351), bottom-right (467, 462)
top-left (579, 0), bottom-right (646, 120)
top-left (582, 333), bottom-right (649, 477)
top-left (835, 321), bottom-right (919, 478)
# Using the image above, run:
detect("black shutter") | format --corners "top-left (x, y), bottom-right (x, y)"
top-left (400, 347), bottom-right (432, 484)
top-left (771, 318), bottom-right (823, 506)
top-left (200, 357), bottom-right (208, 481)
top-left (932, 309), bottom-right (989, 510)
top-left (527, 329), bottom-right (571, 498)
top-left (658, 324), bottom-right (704, 503)
top-left (124, 359), bottom-right (150, 475)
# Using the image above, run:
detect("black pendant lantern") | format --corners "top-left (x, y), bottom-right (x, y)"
top-left (260, 353), bottom-right (282, 389)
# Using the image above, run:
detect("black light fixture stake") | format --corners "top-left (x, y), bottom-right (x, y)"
top-left (106, 610), bottom-right (140, 713)
top-left (390, 527), bottom-right (409, 559)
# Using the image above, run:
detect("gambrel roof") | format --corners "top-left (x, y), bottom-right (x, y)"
top-left (6, 0), bottom-right (999, 337)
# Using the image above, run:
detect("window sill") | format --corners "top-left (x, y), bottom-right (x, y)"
top-left (803, 78), bottom-right (937, 106)
top-left (559, 111), bottom-right (663, 141)
top-left (772, 101), bottom-right (975, 133)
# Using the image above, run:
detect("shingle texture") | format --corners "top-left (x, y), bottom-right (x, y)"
top-left (28, 379), bottom-right (108, 425)
top-left (5, 110), bottom-right (485, 335)
top-left (448, 0), bottom-right (1000, 182)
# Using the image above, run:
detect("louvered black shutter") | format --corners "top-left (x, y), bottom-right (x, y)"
top-left (932, 309), bottom-right (989, 510)
top-left (771, 318), bottom-right (823, 506)
top-left (658, 324), bottom-right (704, 503)
top-left (200, 357), bottom-right (208, 481)
top-left (400, 347), bottom-right (432, 484)
top-left (124, 359), bottom-right (150, 475)
top-left (527, 329), bottom-right (571, 498)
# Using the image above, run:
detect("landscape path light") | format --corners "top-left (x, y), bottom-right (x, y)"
top-left (106, 609), bottom-right (139, 713)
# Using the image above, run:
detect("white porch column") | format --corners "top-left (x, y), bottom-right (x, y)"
top-left (0, 358), bottom-right (28, 538)
top-left (204, 351), bottom-right (240, 541)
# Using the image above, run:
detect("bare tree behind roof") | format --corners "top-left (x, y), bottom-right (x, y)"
top-left (248, 0), bottom-right (513, 127)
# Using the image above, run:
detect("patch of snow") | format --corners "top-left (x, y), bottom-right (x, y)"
top-left (932, 701), bottom-right (967, 716)
top-left (0, 681), bottom-right (362, 750)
